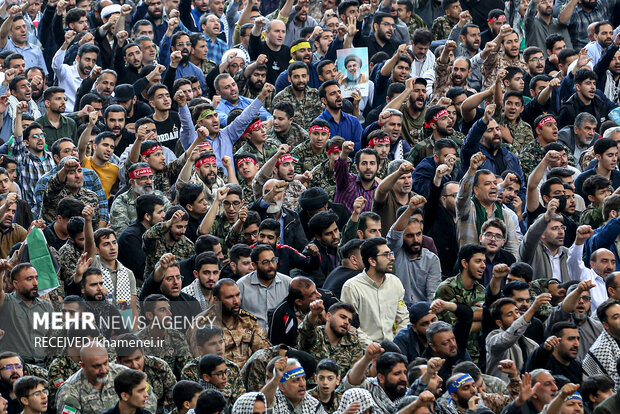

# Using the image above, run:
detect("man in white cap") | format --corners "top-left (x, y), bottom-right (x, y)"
top-left (94, 4), bottom-right (124, 68)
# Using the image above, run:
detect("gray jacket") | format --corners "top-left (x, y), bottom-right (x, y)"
top-left (520, 214), bottom-right (570, 282)
top-left (486, 315), bottom-right (538, 382)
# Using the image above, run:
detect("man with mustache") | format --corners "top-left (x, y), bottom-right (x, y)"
top-left (0, 352), bottom-right (26, 414)
top-left (594, 32), bottom-right (620, 104)
top-left (53, 30), bottom-right (99, 114)
top-left (478, 219), bottom-right (516, 286)
top-left (158, 21), bottom-right (206, 94)
top-left (431, 41), bottom-right (475, 105)
top-left (523, 47), bottom-right (547, 99)
top-left (0, 75), bottom-right (40, 143)
top-left (342, 344), bottom-right (414, 413)
top-left (334, 141), bottom-right (379, 214)
top-left (214, 70), bottom-right (272, 128)
top-left (520, 114), bottom-right (566, 177)
top-left (262, 357), bottom-right (324, 414)
top-left (546, 280), bottom-right (603, 362)
top-left (494, 89), bottom-right (535, 155)
top-left (283, 0), bottom-right (317, 46)
top-left (385, 76), bottom-right (428, 147)
top-left (560, 0), bottom-right (614, 51)
top-left (237, 56), bottom-right (272, 108)
top-left (486, 291), bottom-right (551, 381)
top-left (387, 195), bottom-right (441, 304)
top-left (525, 322), bottom-right (583, 384)
top-left (290, 119), bottom-right (329, 174)
top-left (317, 81), bottom-right (363, 152)
top-left (481, 26), bottom-right (527, 91)
top-left (36, 87), bottom-right (77, 148)
top-left (524, 0), bottom-right (572, 52)
top-left (273, 62), bottom-right (322, 130)
top-left (56, 344), bottom-right (157, 414)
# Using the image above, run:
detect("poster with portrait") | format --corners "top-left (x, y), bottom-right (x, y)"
top-left (337, 47), bottom-right (370, 98)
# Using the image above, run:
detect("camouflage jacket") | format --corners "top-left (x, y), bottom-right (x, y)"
top-left (407, 132), bottom-right (464, 167)
top-left (579, 204), bottom-right (604, 229)
top-left (431, 15), bottom-right (463, 41)
top-left (433, 274), bottom-right (485, 364)
top-left (482, 53), bottom-right (527, 92)
top-left (400, 103), bottom-right (427, 147)
top-left (136, 327), bottom-right (193, 380)
top-left (405, 15), bottom-right (428, 38)
top-left (310, 160), bottom-right (337, 199)
top-left (58, 240), bottom-right (81, 295)
top-left (42, 174), bottom-right (101, 226)
top-left (181, 357), bottom-right (245, 402)
top-left (272, 86), bottom-right (323, 130)
top-left (109, 189), bottom-right (172, 235)
top-left (291, 141), bottom-right (327, 175)
top-left (142, 221), bottom-right (195, 276)
top-left (266, 123), bottom-right (309, 148)
top-left (153, 155), bottom-right (186, 200)
top-left (297, 315), bottom-right (364, 378)
top-left (239, 345), bottom-right (292, 392)
top-left (376, 159), bottom-right (389, 180)
top-left (235, 138), bottom-right (281, 167)
top-left (235, 70), bottom-right (274, 111)
top-left (496, 113), bottom-right (535, 155)
top-left (177, 172), bottom-right (227, 210)
top-left (143, 355), bottom-right (177, 414)
top-left (252, 169), bottom-right (307, 211)
top-left (519, 139), bottom-right (575, 177)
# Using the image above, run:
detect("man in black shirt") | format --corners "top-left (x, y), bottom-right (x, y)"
top-left (356, 12), bottom-right (399, 58)
top-left (112, 84), bottom-right (154, 132)
top-left (248, 17), bottom-right (291, 85)
top-left (43, 197), bottom-right (85, 251)
top-left (323, 239), bottom-right (364, 298)
top-left (147, 83), bottom-right (181, 152)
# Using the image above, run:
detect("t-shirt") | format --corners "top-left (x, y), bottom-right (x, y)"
top-left (150, 111), bottom-right (181, 152)
top-left (82, 157), bottom-right (120, 199)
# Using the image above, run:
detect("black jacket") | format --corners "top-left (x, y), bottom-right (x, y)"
top-left (249, 198), bottom-right (308, 252)
top-left (323, 266), bottom-right (360, 299)
top-left (299, 240), bottom-right (339, 288)
top-left (423, 181), bottom-right (459, 276)
top-left (118, 220), bottom-right (148, 283)
top-left (273, 244), bottom-right (320, 276)
top-left (558, 92), bottom-right (617, 131)
top-left (298, 201), bottom-right (349, 241)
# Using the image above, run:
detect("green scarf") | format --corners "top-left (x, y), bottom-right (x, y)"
top-left (472, 195), bottom-right (504, 236)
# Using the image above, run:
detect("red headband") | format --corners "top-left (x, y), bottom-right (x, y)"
top-left (236, 157), bottom-right (258, 168)
top-left (309, 125), bottom-right (330, 134)
top-left (141, 144), bottom-right (162, 157)
top-left (487, 15), bottom-right (506, 23)
top-left (242, 120), bottom-right (264, 137)
top-left (195, 155), bottom-right (217, 168)
top-left (326, 144), bottom-right (341, 154)
top-left (128, 167), bottom-right (153, 180)
top-left (199, 141), bottom-right (213, 151)
top-left (537, 116), bottom-right (556, 129)
top-left (424, 109), bottom-right (449, 128)
top-left (368, 136), bottom-right (390, 147)
top-left (276, 154), bottom-right (296, 167)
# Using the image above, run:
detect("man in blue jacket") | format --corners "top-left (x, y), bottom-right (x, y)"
top-left (412, 138), bottom-right (459, 199)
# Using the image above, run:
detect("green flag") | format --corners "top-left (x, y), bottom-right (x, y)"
top-left (26, 227), bottom-right (59, 295)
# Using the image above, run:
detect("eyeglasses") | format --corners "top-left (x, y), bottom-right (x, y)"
top-left (28, 389), bottom-right (49, 398)
top-left (443, 193), bottom-right (458, 198)
top-left (381, 22), bottom-right (395, 28)
top-left (223, 201), bottom-right (242, 208)
top-left (0, 363), bottom-right (23, 371)
top-left (212, 369), bottom-right (229, 378)
top-left (483, 233), bottom-right (505, 240)
top-left (376, 251), bottom-right (394, 258)
top-left (259, 257), bottom-right (278, 265)
top-left (579, 295), bottom-right (591, 302)
top-left (528, 57), bottom-right (544, 63)
top-left (243, 230), bottom-right (258, 237)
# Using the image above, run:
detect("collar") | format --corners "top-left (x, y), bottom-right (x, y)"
top-left (543, 245), bottom-right (563, 258)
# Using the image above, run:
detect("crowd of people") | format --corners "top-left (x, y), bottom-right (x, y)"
top-left (0, 0), bottom-right (620, 413)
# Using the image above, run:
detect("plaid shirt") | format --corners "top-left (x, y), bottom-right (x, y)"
top-left (10, 136), bottom-right (55, 208)
top-left (33, 166), bottom-right (109, 222)
top-left (334, 158), bottom-right (377, 213)
top-left (455, 172), bottom-right (520, 259)
top-left (563, 0), bottom-right (617, 49)
top-left (205, 35), bottom-right (228, 63)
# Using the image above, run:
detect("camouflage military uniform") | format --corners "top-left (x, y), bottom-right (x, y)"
top-left (42, 174), bottom-right (101, 225)
top-left (58, 240), bottom-right (81, 294)
top-left (143, 355), bottom-right (177, 414)
top-left (405, 15), bottom-right (428, 38)
top-left (481, 53), bottom-right (527, 92)
top-left (235, 71), bottom-right (273, 111)
top-left (272, 86), bottom-right (323, 130)
top-left (400, 103), bottom-right (427, 147)
top-left (109, 189), bottom-right (172, 235)
top-left (177, 172), bottom-right (227, 210)
top-left (266, 123), bottom-right (309, 148)
top-left (519, 139), bottom-right (575, 177)
top-left (433, 274), bottom-right (485, 364)
top-left (239, 345), bottom-right (291, 391)
top-left (291, 141), bottom-right (327, 174)
top-left (482, 373), bottom-right (509, 395)
top-left (310, 160), bottom-right (337, 199)
top-left (48, 356), bottom-right (81, 412)
top-left (432, 15), bottom-right (469, 41)
top-left (136, 327), bottom-right (193, 380)
top-left (407, 132), bottom-right (464, 167)
top-left (376, 159), bottom-right (389, 180)
top-left (579, 204), bottom-right (603, 229)
top-left (56, 363), bottom-right (158, 414)
top-left (252, 169), bottom-right (307, 211)
top-left (495, 113), bottom-right (535, 155)
top-left (235, 138), bottom-right (281, 167)
top-left (152, 156), bottom-right (186, 200)
top-left (297, 315), bottom-right (364, 378)
top-left (181, 357), bottom-right (245, 403)
top-left (309, 388), bottom-right (342, 414)
top-left (240, 181), bottom-right (255, 204)
top-left (142, 221), bottom-right (195, 276)
top-left (529, 280), bottom-right (554, 321)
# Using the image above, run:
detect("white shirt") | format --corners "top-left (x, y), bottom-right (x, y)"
top-left (544, 245), bottom-right (563, 281)
top-left (52, 48), bottom-right (85, 112)
top-left (567, 242), bottom-right (609, 311)
top-left (341, 270), bottom-right (409, 347)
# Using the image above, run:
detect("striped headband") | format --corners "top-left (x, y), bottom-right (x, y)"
top-left (141, 144), bottom-right (162, 157)
top-left (195, 155), bottom-right (217, 168)
top-left (199, 141), bottom-right (213, 151)
top-left (448, 374), bottom-right (474, 394)
top-left (237, 157), bottom-right (258, 168)
top-left (537, 116), bottom-right (556, 129)
top-left (487, 15), bottom-right (506, 23)
top-left (424, 109), bottom-right (449, 128)
top-left (280, 366), bottom-right (305, 383)
top-left (368, 136), bottom-right (390, 147)
top-left (309, 125), bottom-right (330, 134)
top-left (128, 167), bottom-right (152, 180)
top-left (564, 392), bottom-right (582, 402)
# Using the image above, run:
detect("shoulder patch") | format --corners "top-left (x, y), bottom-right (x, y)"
top-left (398, 300), bottom-right (406, 308)
top-left (240, 309), bottom-right (257, 321)
top-left (62, 406), bottom-right (77, 414)
top-left (53, 377), bottom-right (64, 388)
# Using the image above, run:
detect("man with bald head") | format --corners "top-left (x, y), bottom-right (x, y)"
top-left (248, 17), bottom-right (291, 84)
top-left (568, 225), bottom-right (613, 311)
top-left (56, 344), bottom-right (157, 414)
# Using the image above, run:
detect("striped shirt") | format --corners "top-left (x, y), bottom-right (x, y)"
top-left (334, 158), bottom-right (377, 213)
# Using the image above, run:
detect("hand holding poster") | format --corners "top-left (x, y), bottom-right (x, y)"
top-left (337, 47), bottom-right (370, 98)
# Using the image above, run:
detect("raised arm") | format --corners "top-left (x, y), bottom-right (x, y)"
top-left (375, 159), bottom-right (414, 203)
top-left (81, 203), bottom-right (97, 259)
top-left (526, 150), bottom-right (560, 212)
top-left (381, 44), bottom-right (409, 77)
top-left (198, 187), bottom-right (229, 236)
top-left (0, 6), bottom-right (20, 49)
top-left (78, 111), bottom-right (98, 162)
top-left (558, 0), bottom-right (578, 25)
top-left (347, 343), bottom-right (383, 386)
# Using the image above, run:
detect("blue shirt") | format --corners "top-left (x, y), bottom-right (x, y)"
top-left (205, 35), bottom-right (228, 63)
top-left (216, 96), bottom-right (273, 127)
top-left (159, 34), bottom-right (206, 95)
top-left (317, 109), bottom-right (363, 153)
top-left (1, 39), bottom-right (48, 75)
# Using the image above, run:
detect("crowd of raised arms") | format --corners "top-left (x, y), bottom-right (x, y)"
top-left (1, 0), bottom-right (620, 413)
